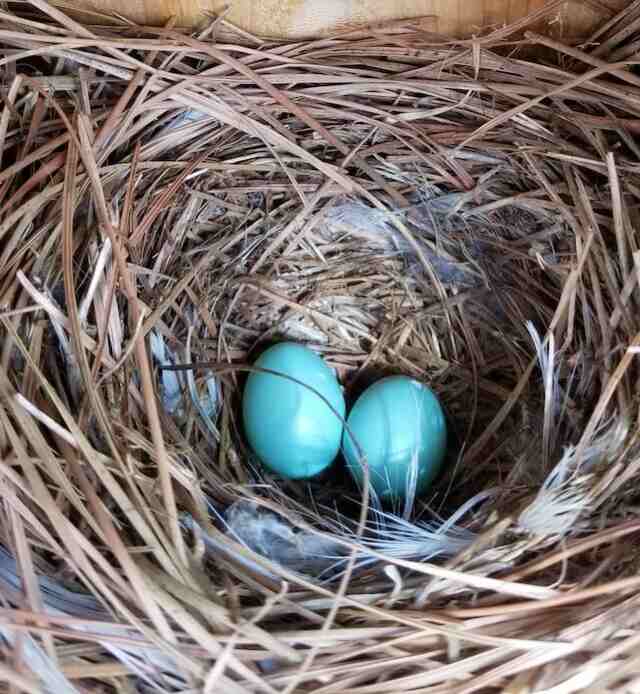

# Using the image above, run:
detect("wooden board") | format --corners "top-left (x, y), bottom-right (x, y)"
top-left (61, 0), bottom-right (629, 39)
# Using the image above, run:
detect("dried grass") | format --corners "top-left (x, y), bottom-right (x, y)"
top-left (1, 1), bottom-right (640, 692)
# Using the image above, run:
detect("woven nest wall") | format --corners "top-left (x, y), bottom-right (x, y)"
top-left (1, 1), bottom-right (640, 692)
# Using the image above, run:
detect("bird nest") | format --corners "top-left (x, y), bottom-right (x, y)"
top-left (1, 1), bottom-right (640, 692)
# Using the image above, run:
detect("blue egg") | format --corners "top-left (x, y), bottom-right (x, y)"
top-left (343, 376), bottom-right (447, 500)
top-left (243, 343), bottom-right (345, 479)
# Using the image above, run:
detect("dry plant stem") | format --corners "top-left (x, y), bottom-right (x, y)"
top-left (93, 178), bottom-right (188, 566)
top-left (61, 137), bottom-right (182, 643)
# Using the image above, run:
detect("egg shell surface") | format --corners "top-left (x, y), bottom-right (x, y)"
top-left (243, 342), bottom-right (345, 479)
top-left (343, 376), bottom-right (447, 500)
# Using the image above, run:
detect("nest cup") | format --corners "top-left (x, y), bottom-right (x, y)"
top-left (1, 2), bottom-right (640, 692)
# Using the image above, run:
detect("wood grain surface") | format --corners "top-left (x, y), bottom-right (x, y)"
top-left (60, 0), bottom-right (629, 38)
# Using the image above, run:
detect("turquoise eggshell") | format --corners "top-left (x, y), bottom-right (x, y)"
top-left (243, 343), bottom-right (345, 479)
top-left (343, 376), bottom-right (447, 500)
